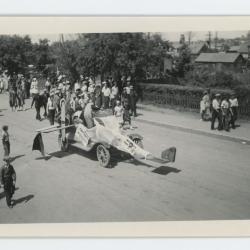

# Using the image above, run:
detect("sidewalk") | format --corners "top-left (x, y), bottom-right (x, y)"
top-left (135, 103), bottom-right (250, 144)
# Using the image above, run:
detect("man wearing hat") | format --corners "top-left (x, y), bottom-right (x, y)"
top-left (211, 93), bottom-right (222, 130)
top-left (0, 156), bottom-right (16, 208)
top-left (31, 91), bottom-right (43, 121)
top-left (47, 91), bottom-right (56, 125)
top-left (130, 85), bottom-right (138, 117)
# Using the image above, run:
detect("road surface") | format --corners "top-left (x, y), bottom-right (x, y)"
top-left (0, 93), bottom-right (250, 223)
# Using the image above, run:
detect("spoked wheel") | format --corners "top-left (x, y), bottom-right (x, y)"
top-left (96, 144), bottom-right (111, 168)
top-left (58, 134), bottom-right (69, 151)
top-left (132, 138), bottom-right (144, 149)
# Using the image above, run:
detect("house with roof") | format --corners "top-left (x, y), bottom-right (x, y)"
top-left (195, 52), bottom-right (245, 73)
top-left (238, 42), bottom-right (250, 59)
top-left (227, 45), bottom-right (240, 53)
top-left (189, 42), bottom-right (209, 62)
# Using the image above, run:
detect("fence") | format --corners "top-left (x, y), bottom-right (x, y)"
top-left (141, 93), bottom-right (201, 111)
top-left (138, 85), bottom-right (250, 117)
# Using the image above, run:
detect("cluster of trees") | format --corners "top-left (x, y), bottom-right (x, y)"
top-left (0, 33), bottom-right (171, 83)
top-left (51, 33), bottom-right (170, 82)
top-left (0, 35), bottom-right (53, 76)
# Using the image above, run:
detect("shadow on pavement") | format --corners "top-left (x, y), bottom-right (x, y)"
top-left (13, 194), bottom-right (34, 206)
top-left (152, 166), bottom-right (181, 175)
top-left (0, 187), bottom-right (19, 201)
top-left (35, 155), bottom-right (52, 161)
top-left (10, 154), bottom-right (25, 163)
top-left (49, 151), bottom-right (71, 158)
top-left (0, 191), bottom-right (5, 200)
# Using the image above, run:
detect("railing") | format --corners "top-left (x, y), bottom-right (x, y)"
top-left (142, 93), bottom-right (200, 110)
top-left (142, 93), bottom-right (250, 117)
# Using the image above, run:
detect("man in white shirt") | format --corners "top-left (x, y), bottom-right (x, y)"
top-left (221, 97), bottom-right (230, 131)
top-left (47, 92), bottom-right (56, 125)
top-left (30, 77), bottom-right (39, 96)
top-left (229, 93), bottom-right (239, 129)
top-left (45, 77), bottom-right (51, 92)
top-left (110, 82), bottom-right (119, 113)
top-left (102, 82), bottom-right (111, 109)
top-left (211, 93), bottom-right (222, 130)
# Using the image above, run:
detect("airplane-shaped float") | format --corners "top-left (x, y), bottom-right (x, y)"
top-left (32, 98), bottom-right (176, 168)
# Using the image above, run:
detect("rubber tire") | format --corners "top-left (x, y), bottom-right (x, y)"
top-left (133, 138), bottom-right (144, 149)
top-left (96, 144), bottom-right (111, 168)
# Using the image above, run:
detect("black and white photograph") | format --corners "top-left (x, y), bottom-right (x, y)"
top-left (0, 17), bottom-right (249, 233)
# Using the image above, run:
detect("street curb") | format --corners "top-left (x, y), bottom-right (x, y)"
top-left (136, 118), bottom-right (250, 145)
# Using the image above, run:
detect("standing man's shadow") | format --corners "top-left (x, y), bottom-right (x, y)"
top-left (13, 194), bottom-right (34, 206)
top-left (0, 187), bottom-right (19, 200)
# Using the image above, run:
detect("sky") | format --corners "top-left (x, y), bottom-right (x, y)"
top-left (28, 30), bottom-right (248, 44)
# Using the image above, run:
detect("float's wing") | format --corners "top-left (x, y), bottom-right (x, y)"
top-left (133, 147), bottom-right (177, 166)
top-left (36, 124), bottom-right (74, 133)
top-left (32, 133), bottom-right (45, 156)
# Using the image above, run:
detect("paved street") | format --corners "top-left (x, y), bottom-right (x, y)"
top-left (0, 93), bottom-right (250, 223)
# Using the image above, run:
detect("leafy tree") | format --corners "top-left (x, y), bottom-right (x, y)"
top-left (50, 32), bottom-right (170, 84)
top-left (32, 39), bottom-right (54, 76)
top-left (173, 44), bottom-right (191, 77)
top-left (0, 35), bottom-right (33, 74)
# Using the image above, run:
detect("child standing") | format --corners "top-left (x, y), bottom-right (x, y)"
top-left (122, 98), bottom-right (132, 129)
top-left (114, 100), bottom-right (124, 125)
top-left (2, 125), bottom-right (10, 157)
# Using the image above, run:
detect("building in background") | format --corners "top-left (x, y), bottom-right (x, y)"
top-left (195, 53), bottom-right (245, 73)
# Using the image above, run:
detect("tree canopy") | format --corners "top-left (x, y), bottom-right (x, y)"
top-left (0, 33), bottom-right (170, 82)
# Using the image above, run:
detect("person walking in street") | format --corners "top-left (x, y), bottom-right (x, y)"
top-left (16, 83), bottom-right (25, 111)
top-left (47, 92), bottom-right (56, 125)
top-left (211, 93), bottom-right (222, 131)
top-left (94, 84), bottom-right (102, 109)
top-left (25, 77), bottom-right (31, 99)
top-left (45, 77), bottom-right (51, 93)
top-left (9, 88), bottom-right (17, 112)
top-left (110, 81), bottom-right (119, 114)
top-left (123, 97), bottom-right (132, 129)
top-left (114, 100), bottom-right (124, 126)
top-left (0, 156), bottom-right (16, 208)
top-left (129, 85), bottom-right (138, 117)
top-left (1, 125), bottom-right (10, 158)
top-left (31, 93), bottom-right (43, 121)
top-left (30, 77), bottom-right (39, 97)
top-left (102, 81), bottom-right (111, 109)
top-left (229, 93), bottom-right (239, 129)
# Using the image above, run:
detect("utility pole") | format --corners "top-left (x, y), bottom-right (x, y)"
top-left (214, 31), bottom-right (218, 51)
top-left (207, 31), bottom-right (212, 49)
